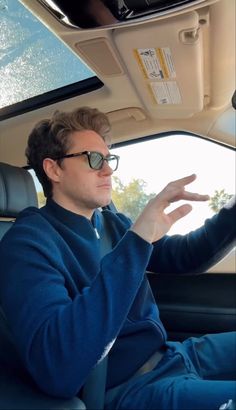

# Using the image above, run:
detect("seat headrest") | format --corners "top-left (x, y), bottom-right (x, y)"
top-left (0, 162), bottom-right (38, 217)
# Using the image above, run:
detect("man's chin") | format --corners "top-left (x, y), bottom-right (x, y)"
top-left (98, 196), bottom-right (112, 208)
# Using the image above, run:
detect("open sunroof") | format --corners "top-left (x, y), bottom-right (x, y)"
top-left (0, 0), bottom-right (100, 117)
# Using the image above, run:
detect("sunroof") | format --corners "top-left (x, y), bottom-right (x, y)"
top-left (0, 0), bottom-right (95, 109)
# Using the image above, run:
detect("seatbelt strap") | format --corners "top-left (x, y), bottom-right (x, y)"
top-left (81, 211), bottom-right (112, 409)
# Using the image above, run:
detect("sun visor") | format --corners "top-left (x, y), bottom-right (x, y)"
top-left (113, 11), bottom-right (204, 119)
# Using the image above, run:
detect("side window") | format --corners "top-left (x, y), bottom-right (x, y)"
top-left (110, 134), bottom-right (235, 235)
top-left (28, 169), bottom-right (46, 208)
top-left (28, 133), bottom-right (235, 236)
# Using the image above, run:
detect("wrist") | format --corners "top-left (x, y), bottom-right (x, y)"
top-left (130, 227), bottom-right (153, 244)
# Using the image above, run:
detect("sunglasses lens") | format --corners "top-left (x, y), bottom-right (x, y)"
top-left (90, 152), bottom-right (103, 170)
top-left (89, 152), bottom-right (119, 171)
top-left (107, 156), bottom-right (119, 171)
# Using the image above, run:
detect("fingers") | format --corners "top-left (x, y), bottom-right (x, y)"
top-left (158, 187), bottom-right (209, 206)
top-left (159, 174), bottom-right (209, 205)
top-left (169, 173), bottom-right (197, 187)
top-left (173, 191), bottom-right (210, 202)
top-left (167, 203), bottom-right (193, 225)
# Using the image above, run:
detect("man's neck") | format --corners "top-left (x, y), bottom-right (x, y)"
top-left (51, 196), bottom-right (94, 220)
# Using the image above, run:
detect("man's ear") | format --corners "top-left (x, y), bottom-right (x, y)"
top-left (43, 158), bottom-right (62, 183)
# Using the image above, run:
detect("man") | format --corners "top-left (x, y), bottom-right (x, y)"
top-left (0, 107), bottom-right (235, 410)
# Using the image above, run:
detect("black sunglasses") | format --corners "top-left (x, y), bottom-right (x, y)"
top-left (54, 151), bottom-right (120, 171)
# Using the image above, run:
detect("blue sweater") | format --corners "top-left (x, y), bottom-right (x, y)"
top-left (0, 199), bottom-right (235, 398)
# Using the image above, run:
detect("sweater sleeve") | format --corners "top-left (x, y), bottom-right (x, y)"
top-left (0, 219), bottom-right (153, 398)
top-left (148, 196), bottom-right (236, 274)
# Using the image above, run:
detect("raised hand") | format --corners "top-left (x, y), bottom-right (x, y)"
top-left (130, 174), bottom-right (210, 243)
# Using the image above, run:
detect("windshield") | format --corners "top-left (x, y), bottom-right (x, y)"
top-left (0, 0), bottom-right (95, 109)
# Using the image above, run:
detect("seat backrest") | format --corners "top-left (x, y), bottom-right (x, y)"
top-left (0, 162), bottom-right (38, 239)
top-left (0, 162), bottom-right (86, 409)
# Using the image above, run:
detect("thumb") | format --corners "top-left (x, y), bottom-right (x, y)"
top-left (167, 204), bottom-right (192, 225)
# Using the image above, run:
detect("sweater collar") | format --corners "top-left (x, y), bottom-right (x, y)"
top-left (44, 199), bottom-right (102, 236)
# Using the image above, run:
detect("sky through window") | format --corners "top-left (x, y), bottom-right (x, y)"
top-left (0, 0), bottom-right (95, 109)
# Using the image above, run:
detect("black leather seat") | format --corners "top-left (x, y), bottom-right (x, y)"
top-left (0, 162), bottom-right (38, 239)
top-left (0, 162), bottom-right (86, 409)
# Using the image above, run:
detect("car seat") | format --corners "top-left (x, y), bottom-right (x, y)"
top-left (0, 162), bottom-right (86, 409)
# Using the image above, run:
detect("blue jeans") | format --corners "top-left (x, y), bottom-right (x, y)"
top-left (105, 332), bottom-right (236, 410)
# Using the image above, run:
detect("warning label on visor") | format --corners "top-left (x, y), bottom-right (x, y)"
top-left (134, 47), bottom-right (176, 80)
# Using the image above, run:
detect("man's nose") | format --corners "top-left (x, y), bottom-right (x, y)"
top-left (99, 160), bottom-right (113, 175)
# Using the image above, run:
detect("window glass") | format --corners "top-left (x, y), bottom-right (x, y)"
top-left (111, 135), bottom-right (235, 235)
top-left (0, 0), bottom-right (94, 109)
top-left (29, 134), bottom-right (235, 236)
top-left (28, 169), bottom-right (45, 208)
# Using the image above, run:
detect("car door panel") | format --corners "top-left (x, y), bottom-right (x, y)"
top-left (148, 272), bottom-right (236, 341)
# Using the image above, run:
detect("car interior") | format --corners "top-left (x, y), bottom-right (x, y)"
top-left (0, 0), bottom-right (235, 408)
